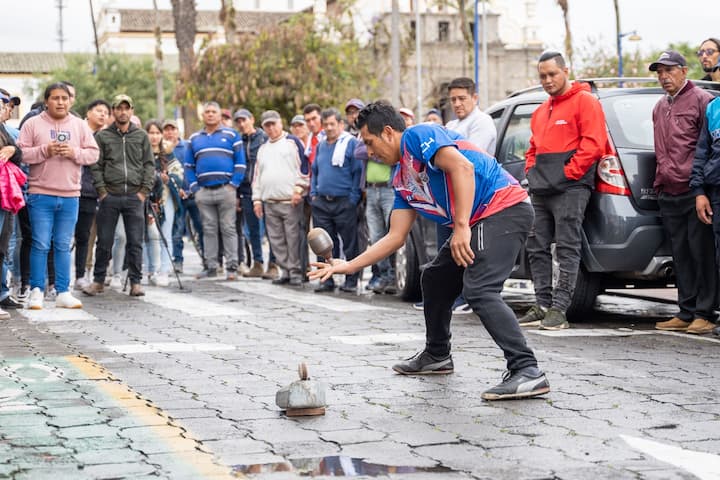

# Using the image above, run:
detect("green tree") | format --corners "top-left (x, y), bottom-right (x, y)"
top-left (190, 14), bottom-right (376, 122)
top-left (575, 41), bottom-right (705, 81)
top-left (40, 53), bottom-right (175, 123)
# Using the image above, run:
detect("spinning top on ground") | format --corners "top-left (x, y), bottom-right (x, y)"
top-left (307, 227), bottom-right (334, 261)
top-left (276, 362), bottom-right (327, 417)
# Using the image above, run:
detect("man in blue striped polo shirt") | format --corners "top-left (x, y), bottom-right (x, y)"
top-left (185, 101), bottom-right (246, 279)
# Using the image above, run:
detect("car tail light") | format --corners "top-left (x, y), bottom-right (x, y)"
top-left (596, 154), bottom-right (630, 196)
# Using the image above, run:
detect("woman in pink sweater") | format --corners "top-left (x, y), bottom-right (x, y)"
top-left (17, 83), bottom-right (99, 310)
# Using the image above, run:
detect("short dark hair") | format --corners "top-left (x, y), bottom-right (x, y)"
top-left (321, 108), bottom-right (342, 123)
top-left (701, 37), bottom-right (720, 51)
top-left (356, 101), bottom-right (406, 135)
top-left (303, 103), bottom-right (322, 116)
top-left (538, 51), bottom-right (566, 67)
top-left (44, 82), bottom-right (71, 101)
top-left (447, 77), bottom-right (475, 94)
top-left (87, 99), bottom-right (110, 113)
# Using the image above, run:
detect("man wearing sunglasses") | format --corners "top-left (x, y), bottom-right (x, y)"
top-left (697, 38), bottom-right (720, 80)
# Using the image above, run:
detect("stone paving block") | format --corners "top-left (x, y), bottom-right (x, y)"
top-left (47, 415), bottom-right (107, 428)
top-left (108, 412), bottom-right (171, 428)
top-left (201, 439), bottom-right (273, 465)
top-left (339, 441), bottom-right (436, 467)
top-left (220, 451), bottom-right (287, 469)
top-left (643, 420), bottom-right (720, 442)
top-left (118, 424), bottom-right (187, 442)
top-left (0, 413), bottom-right (49, 427)
top-left (63, 436), bottom-right (131, 451)
top-left (146, 452), bottom-right (232, 478)
top-left (219, 407), bottom-right (279, 421)
top-left (179, 417), bottom-right (244, 441)
top-left (245, 419), bottom-right (321, 444)
top-left (164, 408), bottom-right (221, 419)
top-left (81, 461), bottom-right (158, 478)
top-left (56, 424), bottom-right (120, 439)
top-left (11, 466), bottom-right (95, 480)
top-left (73, 447), bottom-right (147, 465)
top-left (273, 440), bottom-right (340, 458)
top-left (131, 435), bottom-right (201, 455)
top-left (387, 424), bottom-right (459, 447)
top-left (320, 429), bottom-right (387, 444)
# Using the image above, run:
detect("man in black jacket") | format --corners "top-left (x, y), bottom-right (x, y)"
top-left (83, 94), bottom-right (155, 297)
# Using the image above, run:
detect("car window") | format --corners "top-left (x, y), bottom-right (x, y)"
top-left (601, 93), bottom-right (662, 149)
top-left (498, 103), bottom-right (538, 166)
top-left (490, 108), bottom-right (504, 133)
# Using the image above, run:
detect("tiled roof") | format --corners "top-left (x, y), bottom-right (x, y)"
top-left (0, 53), bottom-right (67, 74)
top-left (117, 9), bottom-right (292, 34)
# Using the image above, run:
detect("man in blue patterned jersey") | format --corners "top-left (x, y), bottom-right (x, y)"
top-left (309, 101), bottom-right (548, 401)
top-left (185, 101), bottom-right (246, 280)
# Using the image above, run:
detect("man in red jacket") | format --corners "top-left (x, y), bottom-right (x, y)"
top-left (518, 51), bottom-right (608, 330)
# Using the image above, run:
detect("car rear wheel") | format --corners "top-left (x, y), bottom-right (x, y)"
top-left (566, 266), bottom-right (602, 320)
top-left (396, 238), bottom-right (422, 301)
top-left (551, 244), bottom-right (602, 320)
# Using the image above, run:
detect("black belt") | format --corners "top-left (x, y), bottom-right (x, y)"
top-left (366, 182), bottom-right (390, 187)
top-left (204, 183), bottom-right (227, 190)
top-left (319, 195), bottom-right (347, 202)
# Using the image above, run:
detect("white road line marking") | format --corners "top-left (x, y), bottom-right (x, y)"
top-left (331, 333), bottom-right (426, 345)
top-left (224, 282), bottom-right (390, 312)
top-left (621, 435), bottom-right (720, 480)
top-left (18, 307), bottom-right (98, 322)
top-left (108, 343), bottom-right (236, 354)
top-left (141, 288), bottom-right (250, 317)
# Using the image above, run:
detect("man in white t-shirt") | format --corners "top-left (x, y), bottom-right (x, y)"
top-left (445, 77), bottom-right (496, 154)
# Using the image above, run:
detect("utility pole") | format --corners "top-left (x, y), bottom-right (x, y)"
top-left (153, 0), bottom-right (166, 120)
top-left (89, 0), bottom-right (100, 56)
top-left (390, 0), bottom-right (400, 106)
top-left (57, 0), bottom-right (66, 53)
top-left (415, 0), bottom-right (422, 119)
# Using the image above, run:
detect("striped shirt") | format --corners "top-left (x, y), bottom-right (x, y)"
top-left (185, 126), bottom-right (246, 193)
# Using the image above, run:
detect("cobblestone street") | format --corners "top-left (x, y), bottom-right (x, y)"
top-left (1, 267), bottom-right (719, 479)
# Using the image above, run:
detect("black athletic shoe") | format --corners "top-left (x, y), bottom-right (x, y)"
top-left (392, 350), bottom-right (454, 375)
top-left (0, 296), bottom-right (23, 309)
top-left (481, 369), bottom-right (550, 401)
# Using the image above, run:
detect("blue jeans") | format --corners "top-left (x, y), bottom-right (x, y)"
top-left (0, 210), bottom-right (13, 300)
top-left (27, 194), bottom-right (79, 294)
top-left (240, 194), bottom-right (264, 263)
top-left (365, 185), bottom-right (396, 280)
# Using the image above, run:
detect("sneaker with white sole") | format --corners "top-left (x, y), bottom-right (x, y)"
top-left (56, 292), bottom-right (83, 309)
top-left (392, 350), bottom-right (454, 375)
top-left (481, 368), bottom-right (550, 401)
top-left (154, 272), bottom-right (170, 287)
top-left (74, 277), bottom-right (90, 290)
top-left (109, 274), bottom-right (123, 289)
top-left (45, 285), bottom-right (57, 301)
top-left (452, 302), bottom-right (473, 315)
top-left (517, 305), bottom-right (547, 327)
top-left (16, 286), bottom-right (30, 303)
top-left (28, 287), bottom-right (44, 310)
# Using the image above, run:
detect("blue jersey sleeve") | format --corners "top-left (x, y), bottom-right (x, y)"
top-left (401, 124), bottom-right (458, 172)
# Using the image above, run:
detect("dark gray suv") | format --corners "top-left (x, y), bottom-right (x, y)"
top-left (394, 78), bottom-right (720, 318)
